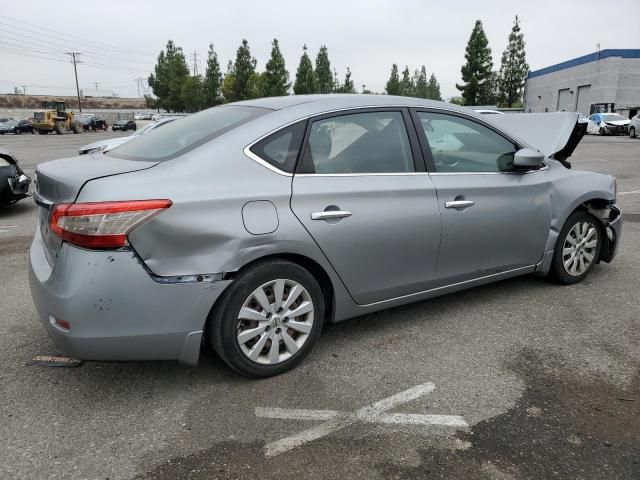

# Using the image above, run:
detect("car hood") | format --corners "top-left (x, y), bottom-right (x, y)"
top-left (80, 136), bottom-right (132, 153)
top-left (485, 112), bottom-right (586, 163)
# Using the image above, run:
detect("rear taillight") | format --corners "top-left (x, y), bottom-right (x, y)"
top-left (50, 199), bottom-right (172, 249)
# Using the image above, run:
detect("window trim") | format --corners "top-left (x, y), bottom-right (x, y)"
top-left (246, 119), bottom-right (307, 175)
top-left (409, 108), bottom-right (548, 175)
top-left (294, 107), bottom-right (425, 176)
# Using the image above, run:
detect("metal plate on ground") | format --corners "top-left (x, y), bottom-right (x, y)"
top-left (26, 354), bottom-right (84, 367)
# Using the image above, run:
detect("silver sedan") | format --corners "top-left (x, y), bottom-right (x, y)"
top-left (29, 95), bottom-right (622, 377)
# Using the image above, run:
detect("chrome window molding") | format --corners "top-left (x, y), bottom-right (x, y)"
top-left (428, 164), bottom-right (549, 176)
top-left (295, 172), bottom-right (429, 177)
top-left (243, 104), bottom-right (533, 177)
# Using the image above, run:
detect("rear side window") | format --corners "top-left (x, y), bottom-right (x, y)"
top-left (299, 111), bottom-right (414, 174)
top-left (108, 106), bottom-right (269, 161)
top-left (249, 121), bottom-right (306, 173)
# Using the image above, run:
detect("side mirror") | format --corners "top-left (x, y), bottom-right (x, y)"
top-left (513, 148), bottom-right (545, 169)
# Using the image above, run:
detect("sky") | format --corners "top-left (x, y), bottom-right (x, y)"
top-left (1, 0), bottom-right (638, 100)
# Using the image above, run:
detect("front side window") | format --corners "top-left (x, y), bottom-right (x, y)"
top-left (108, 106), bottom-right (269, 161)
top-left (417, 112), bottom-right (517, 173)
top-left (300, 111), bottom-right (414, 174)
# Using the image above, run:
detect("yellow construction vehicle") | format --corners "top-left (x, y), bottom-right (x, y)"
top-left (32, 101), bottom-right (83, 135)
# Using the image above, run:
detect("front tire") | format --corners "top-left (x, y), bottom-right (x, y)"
top-left (630, 127), bottom-right (637, 139)
top-left (208, 260), bottom-right (325, 377)
top-left (551, 210), bottom-right (602, 284)
top-left (599, 127), bottom-right (606, 136)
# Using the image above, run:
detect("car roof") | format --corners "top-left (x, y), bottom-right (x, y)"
top-left (232, 94), bottom-right (472, 115)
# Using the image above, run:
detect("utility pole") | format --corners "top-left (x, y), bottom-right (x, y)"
top-left (67, 52), bottom-right (82, 111)
top-left (190, 51), bottom-right (200, 76)
top-left (93, 82), bottom-right (100, 91)
top-left (21, 85), bottom-right (27, 95)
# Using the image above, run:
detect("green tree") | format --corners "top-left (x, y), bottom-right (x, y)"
top-left (385, 64), bottom-right (401, 95)
top-left (203, 43), bottom-right (223, 107)
top-left (332, 68), bottom-right (340, 93)
top-left (498, 15), bottom-right (529, 107)
top-left (293, 44), bottom-right (317, 94)
top-left (247, 72), bottom-right (267, 98)
top-left (449, 96), bottom-right (464, 105)
top-left (427, 73), bottom-right (442, 101)
top-left (342, 67), bottom-right (355, 93)
top-left (181, 75), bottom-right (204, 112)
top-left (456, 20), bottom-right (494, 105)
top-left (414, 66), bottom-right (429, 98)
top-left (148, 40), bottom-right (190, 112)
top-left (263, 38), bottom-right (289, 97)
top-left (315, 45), bottom-right (333, 94)
top-left (400, 66), bottom-right (414, 96)
top-left (231, 39), bottom-right (257, 101)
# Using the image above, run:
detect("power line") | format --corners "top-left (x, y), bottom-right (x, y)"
top-left (0, 15), bottom-right (155, 58)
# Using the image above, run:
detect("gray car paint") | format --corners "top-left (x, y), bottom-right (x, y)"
top-left (29, 95), bottom-right (621, 366)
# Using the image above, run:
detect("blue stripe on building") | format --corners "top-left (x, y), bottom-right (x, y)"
top-left (527, 49), bottom-right (640, 79)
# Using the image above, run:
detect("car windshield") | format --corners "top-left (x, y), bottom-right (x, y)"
top-left (107, 106), bottom-right (269, 161)
top-left (602, 114), bottom-right (625, 121)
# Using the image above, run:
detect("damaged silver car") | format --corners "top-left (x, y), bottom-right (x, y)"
top-left (28, 95), bottom-right (622, 377)
top-left (0, 148), bottom-right (31, 206)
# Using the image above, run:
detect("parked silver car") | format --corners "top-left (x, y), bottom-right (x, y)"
top-left (29, 95), bottom-right (622, 377)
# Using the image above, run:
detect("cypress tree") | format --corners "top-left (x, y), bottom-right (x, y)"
top-left (427, 73), bottom-right (442, 101)
top-left (148, 40), bottom-right (190, 112)
top-left (293, 45), bottom-right (317, 95)
top-left (315, 46), bottom-right (333, 94)
top-left (498, 15), bottom-right (529, 107)
top-left (221, 60), bottom-right (235, 102)
top-left (342, 67), bottom-right (355, 93)
top-left (400, 66), bottom-right (414, 97)
top-left (263, 38), bottom-right (290, 97)
top-left (415, 66), bottom-right (429, 98)
top-left (232, 39), bottom-right (257, 101)
top-left (456, 20), bottom-right (494, 105)
top-left (385, 64), bottom-right (401, 95)
top-left (203, 43), bottom-right (223, 107)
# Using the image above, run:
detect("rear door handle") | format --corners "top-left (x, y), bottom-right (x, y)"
top-left (311, 210), bottom-right (352, 220)
top-left (445, 200), bottom-right (475, 209)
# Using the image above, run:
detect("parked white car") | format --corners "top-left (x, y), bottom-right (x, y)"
top-left (587, 113), bottom-right (630, 136)
top-left (78, 117), bottom-right (178, 155)
top-left (629, 113), bottom-right (640, 138)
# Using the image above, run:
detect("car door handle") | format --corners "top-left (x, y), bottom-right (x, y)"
top-left (445, 200), bottom-right (475, 209)
top-left (311, 210), bottom-right (352, 220)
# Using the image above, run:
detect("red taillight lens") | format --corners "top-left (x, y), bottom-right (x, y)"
top-left (50, 199), bottom-right (172, 249)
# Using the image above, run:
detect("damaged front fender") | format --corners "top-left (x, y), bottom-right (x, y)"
top-left (0, 148), bottom-right (32, 205)
top-left (585, 202), bottom-right (622, 264)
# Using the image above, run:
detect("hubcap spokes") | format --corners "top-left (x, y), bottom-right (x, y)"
top-left (562, 221), bottom-right (598, 277)
top-left (236, 279), bottom-right (314, 365)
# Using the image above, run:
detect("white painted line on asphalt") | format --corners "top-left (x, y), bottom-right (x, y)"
top-left (257, 382), bottom-right (468, 457)
top-left (255, 407), bottom-right (340, 421)
top-left (618, 189), bottom-right (640, 195)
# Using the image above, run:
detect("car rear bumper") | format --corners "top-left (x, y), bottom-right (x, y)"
top-left (28, 226), bottom-right (231, 366)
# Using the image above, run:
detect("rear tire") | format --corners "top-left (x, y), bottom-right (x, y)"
top-left (208, 260), bottom-right (324, 377)
top-left (630, 127), bottom-right (637, 139)
top-left (550, 210), bottom-right (602, 284)
top-left (54, 121), bottom-right (65, 135)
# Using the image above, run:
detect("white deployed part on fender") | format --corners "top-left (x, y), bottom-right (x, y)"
top-left (484, 112), bottom-right (583, 160)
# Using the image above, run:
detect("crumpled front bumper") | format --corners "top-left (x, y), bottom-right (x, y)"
top-left (600, 204), bottom-right (622, 263)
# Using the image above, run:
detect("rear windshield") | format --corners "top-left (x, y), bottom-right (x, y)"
top-left (107, 105), bottom-right (269, 161)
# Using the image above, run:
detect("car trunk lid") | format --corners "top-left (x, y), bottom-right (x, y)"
top-left (485, 112), bottom-right (587, 165)
top-left (34, 155), bottom-right (157, 264)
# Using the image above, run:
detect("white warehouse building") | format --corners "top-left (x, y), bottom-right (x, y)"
top-left (524, 49), bottom-right (640, 118)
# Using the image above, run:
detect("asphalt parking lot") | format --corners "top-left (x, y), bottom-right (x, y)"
top-left (1, 132), bottom-right (639, 480)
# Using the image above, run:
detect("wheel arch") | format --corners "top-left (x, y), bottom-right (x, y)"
top-left (221, 252), bottom-right (337, 324)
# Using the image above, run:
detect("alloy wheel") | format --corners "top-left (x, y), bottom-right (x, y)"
top-left (562, 221), bottom-right (598, 276)
top-left (236, 279), bottom-right (314, 365)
